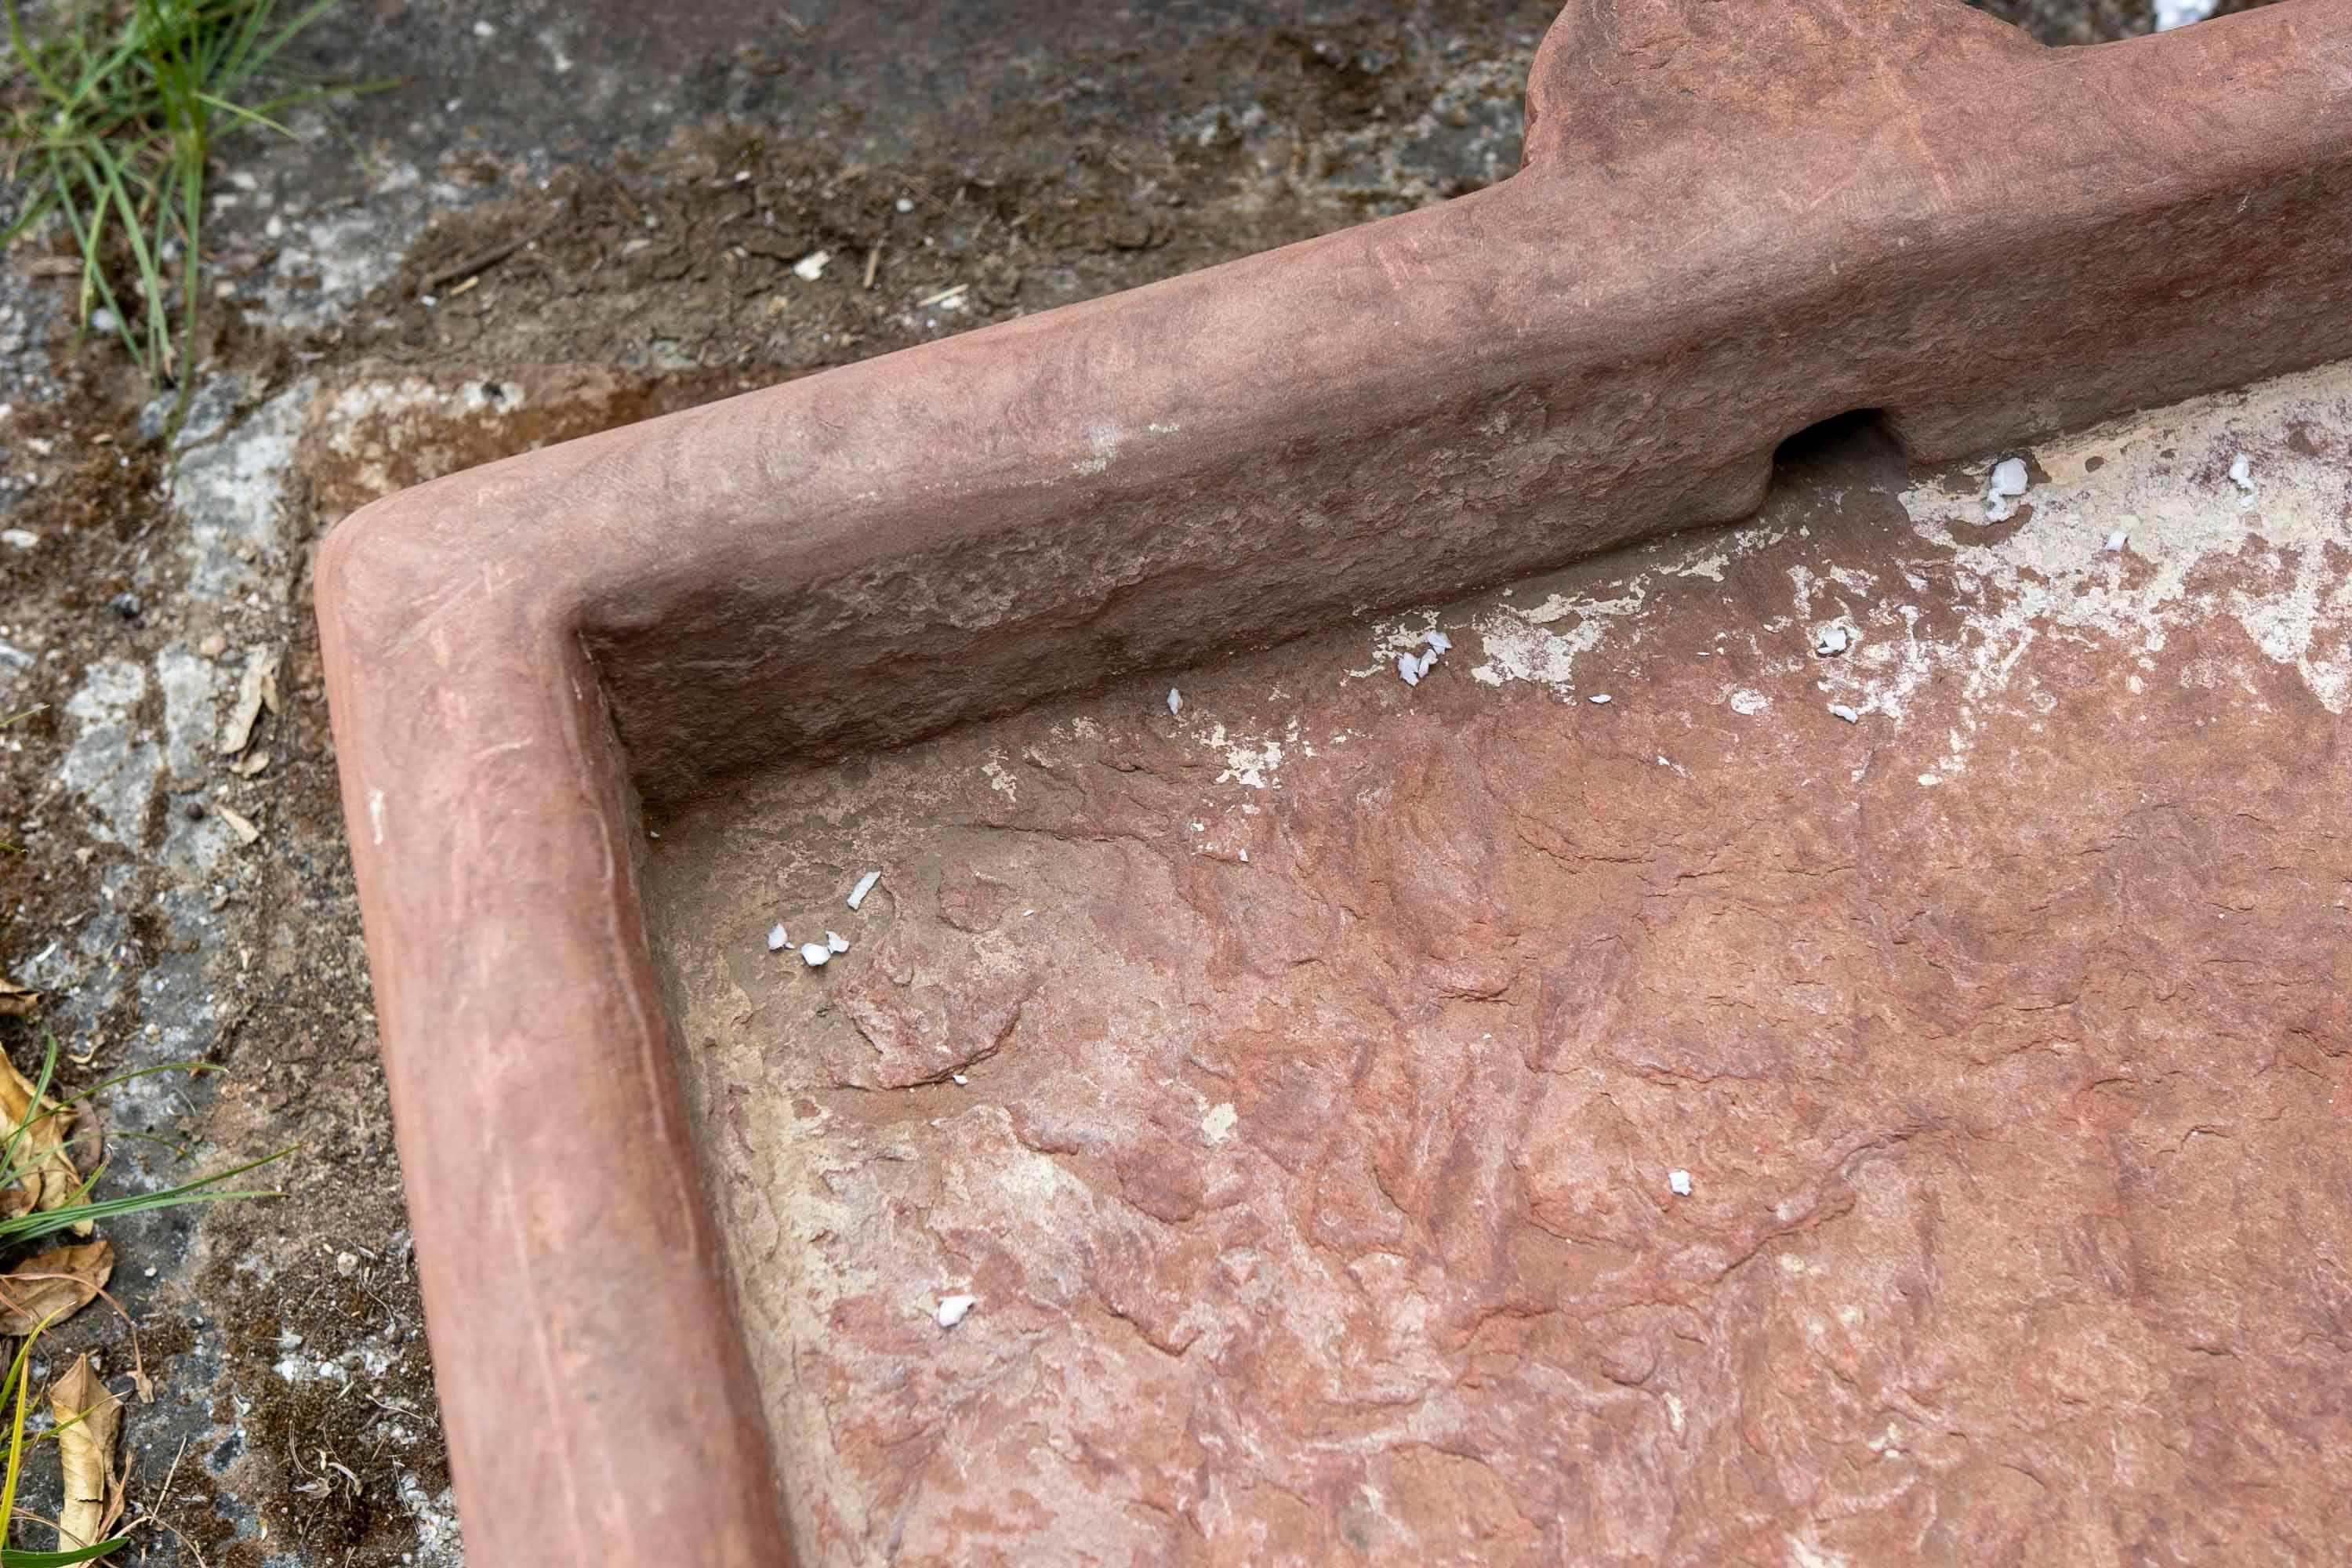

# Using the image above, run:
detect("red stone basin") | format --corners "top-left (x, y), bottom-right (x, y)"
top-left (644, 384), bottom-right (2352, 1564)
top-left (314, 2), bottom-right (2352, 1563)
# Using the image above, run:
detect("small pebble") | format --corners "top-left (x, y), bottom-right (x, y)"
top-left (109, 593), bottom-right (141, 621)
top-left (935, 1294), bottom-right (976, 1329)
top-left (767, 923), bottom-right (788, 952)
top-left (2228, 453), bottom-right (2255, 493)
top-left (1668, 1169), bottom-right (1693, 1197)
top-left (1588, 693), bottom-right (1612, 705)
top-left (1984, 456), bottom-right (2031, 521)
top-left (895, 197), bottom-right (915, 213)
top-left (1828, 703), bottom-right (1860, 724)
top-left (336, 1252), bottom-right (359, 1276)
top-left (799, 942), bottom-right (832, 967)
top-left (0, 528), bottom-right (35, 550)
top-left (951, 1073), bottom-right (967, 1086)
top-left (1167, 688), bottom-right (1181, 717)
top-left (1813, 626), bottom-right (1850, 657)
top-left (2104, 531), bottom-right (2128, 552)
top-left (825, 931), bottom-right (849, 954)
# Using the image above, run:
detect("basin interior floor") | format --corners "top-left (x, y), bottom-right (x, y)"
top-left (642, 362), bottom-right (2352, 1566)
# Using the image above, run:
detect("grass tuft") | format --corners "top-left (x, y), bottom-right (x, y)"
top-left (0, 1035), bottom-right (283, 1562)
top-left (0, 0), bottom-right (378, 399)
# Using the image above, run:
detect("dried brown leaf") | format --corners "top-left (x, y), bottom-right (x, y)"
top-left (0, 1239), bottom-right (112, 1335)
top-left (218, 647), bottom-right (280, 756)
top-left (49, 1353), bottom-right (123, 1552)
top-left (0, 976), bottom-right (34, 1018)
top-left (0, 1051), bottom-right (83, 1223)
top-left (214, 803), bottom-right (260, 845)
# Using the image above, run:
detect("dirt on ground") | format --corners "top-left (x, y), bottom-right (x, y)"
top-left (0, 0), bottom-right (2281, 1562)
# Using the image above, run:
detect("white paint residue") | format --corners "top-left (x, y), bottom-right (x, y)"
top-left (1348, 612), bottom-right (1452, 681)
top-left (848, 870), bottom-right (882, 909)
top-left (1073, 423), bottom-right (1124, 476)
top-left (367, 788), bottom-right (385, 846)
top-left (1167, 688), bottom-right (1182, 717)
top-left (1787, 1533), bottom-right (1851, 1568)
top-left (767, 923), bottom-right (789, 952)
top-left (825, 931), bottom-right (849, 954)
top-left (1465, 524), bottom-right (1784, 696)
top-left (1838, 366), bottom-right (2352, 771)
top-left (1200, 717), bottom-right (1299, 789)
top-left (1668, 1169), bottom-right (1692, 1196)
top-left (2156, 0), bottom-right (2215, 27)
top-left (1201, 1102), bottom-right (1238, 1145)
top-left (800, 942), bottom-right (833, 968)
top-left (982, 756), bottom-right (1018, 801)
top-left (935, 1294), bottom-right (976, 1329)
top-left (1730, 689), bottom-right (1771, 716)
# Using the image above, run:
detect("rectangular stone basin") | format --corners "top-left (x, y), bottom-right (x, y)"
top-left (313, 9), bottom-right (2352, 1562)
top-left (638, 363), bottom-right (2352, 1566)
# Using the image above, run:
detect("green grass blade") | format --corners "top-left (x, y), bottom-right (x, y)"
top-left (72, 143), bottom-right (169, 375)
top-left (2, 1), bottom-right (67, 103)
top-left (0, 1328), bottom-right (35, 1562)
top-left (190, 90), bottom-right (295, 137)
top-left (0, 1148), bottom-right (290, 1249)
top-left (44, 157), bottom-right (140, 368)
top-left (248, 0), bottom-right (343, 74)
top-left (2, 1540), bottom-right (136, 1566)
top-left (0, 1036), bottom-right (61, 1204)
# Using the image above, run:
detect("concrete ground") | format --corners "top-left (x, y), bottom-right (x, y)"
top-left (0, 0), bottom-right (2286, 1563)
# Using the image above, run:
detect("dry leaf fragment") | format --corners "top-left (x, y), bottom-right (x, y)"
top-left (0, 1051), bottom-right (84, 1224)
top-left (215, 804), bottom-right (260, 845)
top-left (0, 1239), bottom-right (112, 1335)
top-left (217, 646), bottom-right (281, 756)
top-left (230, 748), bottom-right (270, 778)
top-left (50, 1353), bottom-right (123, 1552)
top-left (0, 975), bottom-right (35, 1018)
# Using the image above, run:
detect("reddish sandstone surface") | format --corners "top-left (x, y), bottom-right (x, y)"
top-left (644, 365), bottom-right (2352, 1566)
